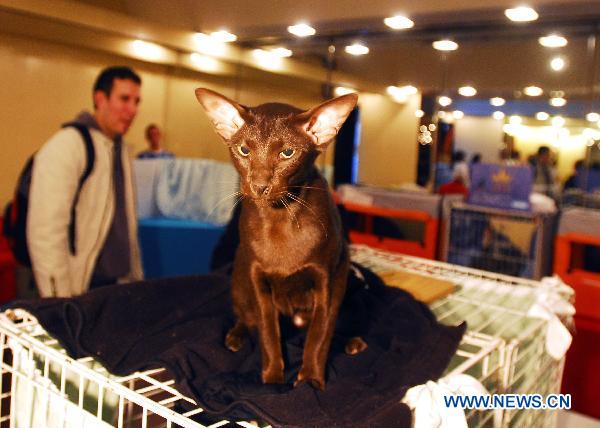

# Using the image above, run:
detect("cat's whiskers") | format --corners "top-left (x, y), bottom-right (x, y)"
top-left (287, 185), bottom-right (329, 193)
top-left (207, 191), bottom-right (243, 221)
top-left (285, 191), bottom-right (328, 238)
top-left (280, 197), bottom-right (300, 230)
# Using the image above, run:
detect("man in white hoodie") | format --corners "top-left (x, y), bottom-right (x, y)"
top-left (27, 66), bottom-right (144, 297)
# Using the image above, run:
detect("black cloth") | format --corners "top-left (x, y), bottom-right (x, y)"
top-left (10, 266), bottom-right (465, 428)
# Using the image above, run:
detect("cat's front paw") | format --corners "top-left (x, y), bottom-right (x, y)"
top-left (294, 367), bottom-right (325, 391)
top-left (261, 366), bottom-right (284, 384)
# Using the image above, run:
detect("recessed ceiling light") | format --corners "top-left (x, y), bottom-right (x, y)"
top-left (270, 47), bottom-right (293, 57)
top-left (287, 23), bottom-right (316, 37)
top-left (536, 112), bottom-right (550, 120)
top-left (345, 43), bottom-right (369, 56)
top-left (493, 111), bottom-right (505, 120)
top-left (334, 86), bottom-right (356, 96)
top-left (524, 86), bottom-right (543, 96)
top-left (586, 112), bottom-right (600, 122)
top-left (552, 116), bottom-right (565, 127)
top-left (509, 115), bottom-right (522, 125)
top-left (550, 57), bottom-right (565, 71)
top-left (550, 97), bottom-right (567, 107)
top-left (415, 109), bottom-right (425, 118)
top-left (453, 110), bottom-right (465, 119)
top-left (384, 15), bottom-right (414, 30)
top-left (387, 86), bottom-right (415, 102)
top-left (438, 96), bottom-right (452, 107)
top-left (539, 34), bottom-right (568, 48)
top-left (504, 6), bottom-right (538, 22)
top-left (437, 111), bottom-right (447, 119)
top-left (131, 40), bottom-right (166, 61)
top-left (210, 30), bottom-right (237, 43)
top-left (458, 86), bottom-right (477, 97)
top-left (490, 97), bottom-right (506, 107)
top-left (433, 40), bottom-right (458, 51)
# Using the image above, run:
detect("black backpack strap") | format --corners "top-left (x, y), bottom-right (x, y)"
top-left (62, 123), bottom-right (95, 255)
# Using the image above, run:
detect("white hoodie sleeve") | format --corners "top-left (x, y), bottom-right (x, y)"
top-left (27, 128), bottom-right (86, 297)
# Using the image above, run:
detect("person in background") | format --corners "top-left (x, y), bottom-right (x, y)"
top-left (137, 124), bottom-right (174, 159)
top-left (470, 153), bottom-right (481, 166)
top-left (531, 145), bottom-right (559, 198)
top-left (564, 159), bottom-right (585, 191)
top-left (27, 66), bottom-right (144, 297)
top-left (451, 150), bottom-right (470, 187)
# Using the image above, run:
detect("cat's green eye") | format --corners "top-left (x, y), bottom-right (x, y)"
top-left (280, 148), bottom-right (295, 159)
top-left (237, 145), bottom-right (250, 157)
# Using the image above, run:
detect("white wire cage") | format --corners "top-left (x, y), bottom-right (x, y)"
top-left (443, 202), bottom-right (556, 279)
top-left (350, 244), bottom-right (572, 428)
top-left (0, 244), bottom-right (572, 428)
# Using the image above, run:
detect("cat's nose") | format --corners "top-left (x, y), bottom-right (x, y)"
top-left (251, 183), bottom-right (271, 196)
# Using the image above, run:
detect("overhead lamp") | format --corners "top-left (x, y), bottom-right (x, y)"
top-left (509, 115), bottom-right (522, 125)
top-left (504, 6), bottom-right (538, 22)
top-left (536, 112), bottom-right (550, 120)
top-left (586, 112), bottom-right (600, 122)
top-left (433, 40), bottom-right (458, 51)
top-left (438, 96), bottom-right (452, 107)
top-left (131, 40), bottom-right (167, 61)
top-left (192, 32), bottom-right (227, 55)
top-left (550, 57), bottom-right (565, 71)
top-left (387, 86), bottom-right (415, 103)
top-left (415, 109), bottom-right (425, 118)
top-left (334, 86), bottom-right (356, 96)
top-left (539, 34), bottom-right (568, 48)
top-left (552, 116), bottom-right (565, 127)
top-left (492, 111), bottom-right (505, 120)
top-left (345, 43), bottom-right (369, 56)
top-left (437, 111), bottom-right (447, 119)
top-left (490, 97), bottom-right (506, 106)
top-left (453, 110), bottom-right (465, 119)
top-left (384, 15), bottom-right (414, 29)
top-left (252, 49), bottom-right (284, 70)
top-left (524, 86), bottom-right (543, 96)
top-left (189, 53), bottom-right (221, 72)
top-left (458, 86), bottom-right (477, 97)
top-left (270, 47), bottom-right (293, 57)
top-left (287, 23), bottom-right (316, 37)
top-left (550, 97), bottom-right (567, 107)
top-left (210, 30), bottom-right (237, 43)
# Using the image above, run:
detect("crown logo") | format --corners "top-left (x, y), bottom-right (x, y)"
top-left (492, 168), bottom-right (513, 185)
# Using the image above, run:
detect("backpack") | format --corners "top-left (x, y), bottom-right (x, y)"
top-left (2, 123), bottom-right (95, 267)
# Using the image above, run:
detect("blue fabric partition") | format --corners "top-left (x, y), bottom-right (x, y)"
top-left (138, 218), bottom-right (225, 279)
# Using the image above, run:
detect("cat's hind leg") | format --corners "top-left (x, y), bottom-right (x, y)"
top-left (225, 320), bottom-right (247, 352)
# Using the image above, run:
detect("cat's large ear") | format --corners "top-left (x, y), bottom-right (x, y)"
top-left (298, 93), bottom-right (358, 149)
top-left (195, 88), bottom-right (246, 141)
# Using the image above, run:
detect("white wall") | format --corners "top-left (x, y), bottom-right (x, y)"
top-left (454, 116), bottom-right (505, 163)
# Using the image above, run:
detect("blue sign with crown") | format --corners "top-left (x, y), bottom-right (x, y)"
top-left (468, 164), bottom-right (533, 211)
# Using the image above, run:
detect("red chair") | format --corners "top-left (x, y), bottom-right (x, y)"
top-left (0, 218), bottom-right (17, 303)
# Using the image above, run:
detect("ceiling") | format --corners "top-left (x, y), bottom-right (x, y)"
top-left (62, 1), bottom-right (600, 104)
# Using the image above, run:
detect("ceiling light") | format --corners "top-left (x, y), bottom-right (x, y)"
top-left (550, 97), bottom-right (567, 107)
top-left (192, 32), bottom-right (227, 55)
top-left (492, 111), bottom-right (505, 120)
top-left (438, 96), bottom-right (452, 107)
top-left (490, 97), bottom-right (506, 107)
top-left (334, 86), bottom-right (356, 96)
top-left (458, 86), bottom-right (477, 97)
top-left (384, 15), bottom-right (414, 30)
top-left (552, 116), bottom-right (565, 127)
top-left (131, 40), bottom-right (166, 61)
top-left (189, 53), bottom-right (221, 72)
top-left (432, 40), bottom-right (458, 51)
top-left (524, 86), bottom-right (543, 96)
top-left (509, 115), bottom-right (522, 125)
top-left (539, 34), bottom-right (568, 48)
top-left (536, 112), bottom-right (549, 120)
top-left (415, 109), bottom-right (425, 118)
top-left (437, 111), bottom-right (447, 119)
top-left (287, 23), bottom-right (316, 37)
top-left (210, 30), bottom-right (237, 43)
top-left (387, 85), bottom-right (418, 99)
top-left (550, 57), bottom-right (565, 71)
top-left (586, 112), bottom-right (600, 122)
top-left (505, 6), bottom-right (538, 22)
top-left (270, 47), bottom-right (293, 57)
top-left (453, 110), bottom-right (464, 119)
top-left (252, 49), bottom-right (284, 70)
top-left (345, 43), bottom-right (369, 56)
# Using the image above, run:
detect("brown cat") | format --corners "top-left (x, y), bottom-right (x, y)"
top-left (195, 88), bottom-right (366, 390)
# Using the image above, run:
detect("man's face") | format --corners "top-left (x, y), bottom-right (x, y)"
top-left (95, 78), bottom-right (141, 139)
top-left (148, 127), bottom-right (161, 150)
